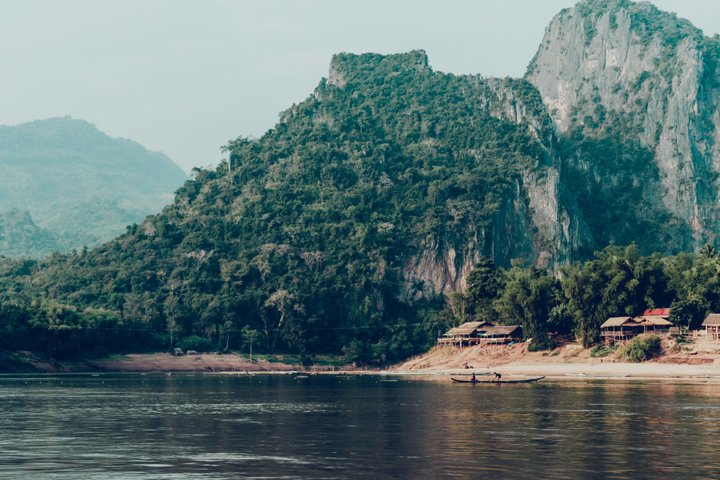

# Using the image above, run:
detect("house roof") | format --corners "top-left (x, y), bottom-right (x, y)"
top-left (483, 325), bottom-right (522, 336)
top-left (601, 317), bottom-right (638, 328)
top-left (642, 308), bottom-right (670, 317)
top-left (637, 316), bottom-right (673, 327)
top-left (444, 321), bottom-right (489, 336)
top-left (703, 314), bottom-right (720, 326)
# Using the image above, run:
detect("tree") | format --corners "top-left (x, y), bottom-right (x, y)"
top-left (264, 290), bottom-right (294, 327)
top-left (494, 267), bottom-right (557, 350)
top-left (160, 274), bottom-right (182, 348)
top-left (669, 296), bottom-right (708, 330)
top-left (561, 263), bottom-right (604, 347)
top-left (221, 316), bottom-right (235, 352)
top-left (562, 245), bottom-right (669, 346)
top-left (547, 303), bottom-right (575, 335)
top-left (465, 257), bottom-right (500, 323)
top-left (241, 326), bottom-right (260, 361)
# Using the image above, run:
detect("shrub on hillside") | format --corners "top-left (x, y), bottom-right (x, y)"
top-left (590, 344), bottom-right (614, 357)
top-left (621, 335), bottom-right (661, 363)
top-left (527, 333), bottom-right (557, 352)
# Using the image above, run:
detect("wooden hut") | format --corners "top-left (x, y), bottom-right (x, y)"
top-left (703, 313), bottom-right (720, 342)
top-left (438, 321), bottom-right (491, 347)
top-left (438, 322), bottom-right (522, 347)
top-left (478, 325), bottom-right (523, 344)
top-left (636, 308), bottom-right (672, 333)
top-left (600, 316), bottom-right (642, 345)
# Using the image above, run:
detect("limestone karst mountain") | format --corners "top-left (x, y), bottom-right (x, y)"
top-left (528, 0), bottom-right (720, 252)
top-left (0, 0), bottom-right (718, 359)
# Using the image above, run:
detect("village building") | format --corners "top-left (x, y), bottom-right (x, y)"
top-left (636, 308), bottom-right (673, 334)
top-left (478, 325), bottom-right (523, 344)
top-left (702, 313), bottom-right (720, 342)
top-left (438, 321), bottom-right (490, 347)
top-left (438, 322), bottom-right (522, 347)
top-left (600, 316), bottom-right (642, 345)
top-left (602, 308), bottom-right (678, 345)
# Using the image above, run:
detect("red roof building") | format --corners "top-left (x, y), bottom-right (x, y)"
top-left (642, 308), bottom-right (670, 317)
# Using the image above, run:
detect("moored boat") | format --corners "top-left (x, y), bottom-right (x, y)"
top-left (451, 375), bottom-right (545, 384)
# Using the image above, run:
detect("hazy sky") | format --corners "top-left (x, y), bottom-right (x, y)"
top-left (1, 0), bottom-right (719, 171)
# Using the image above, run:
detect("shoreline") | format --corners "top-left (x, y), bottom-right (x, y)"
top-left (2, 349), bottom-right (719, 382)
top-left (390, 362), bottom-right (720, 382)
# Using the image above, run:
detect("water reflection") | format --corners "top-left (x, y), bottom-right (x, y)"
top-left (1, 375), bottom-right (720, 479)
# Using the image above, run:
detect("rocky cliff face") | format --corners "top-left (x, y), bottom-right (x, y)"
top-left (405, 0), bottom-right (720, 295)
top-left (527, 0), bottom-right (720, 249)
top-left (401, 76), bottom-right (592, 297)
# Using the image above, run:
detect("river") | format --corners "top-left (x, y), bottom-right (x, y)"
top-left (1, 374), bottom-right (719, 479)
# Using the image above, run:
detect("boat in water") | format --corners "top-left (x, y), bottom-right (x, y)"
top-left (451, 375), bottom-right (545, 384)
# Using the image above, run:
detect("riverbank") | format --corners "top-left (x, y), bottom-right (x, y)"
top-left (4, 335), bottom-right (720, 381)
top-left (0, 351), bottom-right (301, 373)
top-left (394, 361), bottom-right (720, 381)
top-left (393, 336), bottom-right (720, 380)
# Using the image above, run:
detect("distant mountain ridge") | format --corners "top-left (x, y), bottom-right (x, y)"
top-left (0, 117), bottom-right (187, 257)
top-left (0, 209), bottom-right (60, 258)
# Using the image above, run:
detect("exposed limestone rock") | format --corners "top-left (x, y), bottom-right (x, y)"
top-left (527, 0), bottom-right (720, 249)
top-left (401, 77), bottom-right (594, 297)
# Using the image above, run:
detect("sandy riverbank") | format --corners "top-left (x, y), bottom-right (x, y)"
top-left (392, 338), bottom-right (720, 381)
top-left (0, 351), bottom-right (300, 373)
top-left (91, 353), bottom-right (300, 372)
top-left (5, 338), bottom-right (720, 381)
top-left (392, 362), bottom-right (720, 381)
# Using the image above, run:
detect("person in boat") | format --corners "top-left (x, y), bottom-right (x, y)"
top-left (471, 372), bottom-right (476, 382)
top-left (492, 372), bottom-right (502, 382)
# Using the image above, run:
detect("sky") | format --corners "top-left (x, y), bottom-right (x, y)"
top-left (1, 0), bottom-right (719, 172)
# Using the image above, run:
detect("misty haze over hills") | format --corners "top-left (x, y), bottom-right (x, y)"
top-left (0, 117), bottom-right (187, 257)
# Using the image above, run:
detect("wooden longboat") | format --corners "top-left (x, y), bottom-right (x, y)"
top-left (451, 376), bottom-right (545, 384)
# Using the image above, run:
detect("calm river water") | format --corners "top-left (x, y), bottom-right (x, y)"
top-left (1, 374), bottom-right (720, 479)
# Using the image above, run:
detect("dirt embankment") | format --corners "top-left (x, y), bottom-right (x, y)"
top-left (0, 351), bottom-right (300, 373)
top-left (397, 341), bottom-right (592, 371)
top-left (395, 336), bottom-right (720, 379)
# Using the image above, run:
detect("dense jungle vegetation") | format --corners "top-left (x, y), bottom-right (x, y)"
top-left (0, 51), bottom-right (555, 364)
top-left (1, 51), bottom-right (718, 365)
top-left (1, 244), bottom-right (718, 364)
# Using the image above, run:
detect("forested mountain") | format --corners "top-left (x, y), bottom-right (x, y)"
top-left (1, 0), bottom-right (719, 363)
top-left (0, 117), bottom-right (187, 257)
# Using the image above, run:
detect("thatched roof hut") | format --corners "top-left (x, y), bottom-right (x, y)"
top-left (444, 321), bottom-right (490, 337)
top-left (483, 325), bottom-right (522, 336)
top-left (601, 316), bottom-right (641, 345)
top-left (703, 313), bottom-right (720, 341)
top-left (600, 317), bottom-right (638, 329)
top-left (438, 322), bottom-right (521, 346)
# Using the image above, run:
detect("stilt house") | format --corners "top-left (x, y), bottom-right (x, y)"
top-left (438, 322), bottom-right (522, 347)
top-left (600, 316), bottom-right (641, 345)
